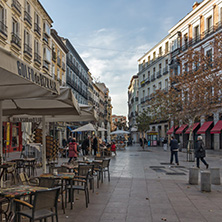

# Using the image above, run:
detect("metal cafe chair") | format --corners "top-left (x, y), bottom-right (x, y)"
top-left (14, 187), bottom-right (60, 222)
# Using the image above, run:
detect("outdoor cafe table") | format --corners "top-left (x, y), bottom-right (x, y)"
top-left (39, 173), bottom-right (75, 209)
top-left (0, 185), bottom-right (50, 221)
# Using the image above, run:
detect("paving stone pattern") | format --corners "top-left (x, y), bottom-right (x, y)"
top-left (8, 144), bottom-right (222, 222)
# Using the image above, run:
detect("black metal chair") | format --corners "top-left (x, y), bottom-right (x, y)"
top-left (66, 164), bottom-right (90, 208)
top-left (14, 187), bottom-right (60, 222)
top-left (101, 159), bottom-right (111, 182)
top-left (39, 177), bottom-right (55, 188)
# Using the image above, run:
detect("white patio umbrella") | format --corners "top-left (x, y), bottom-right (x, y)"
top-left (98, 127), bottom-right (107, 132)
top-left (71, 123), bottom-right (96, 132)
top-left (0, 46), bottom-right (60, 170)
top-left (2, 87), bottom-right (80, 173)
top-left (110, 130), bottom-right (130, 135)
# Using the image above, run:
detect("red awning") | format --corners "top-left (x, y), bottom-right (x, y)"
top-left (210, 120), bottom-right (222, 134)
top-left (167, 126), bottom-right (178, 135)
top-left (197, 121), bottom-right (213, 134)
top-left (175, 124), bottom-right (188, 134)
top-left (185, 122), bottom-right (200, 134)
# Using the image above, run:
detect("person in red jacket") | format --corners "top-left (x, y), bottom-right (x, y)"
top-left (111, 141), bottom-right (117, 156)
top-left (68, 138), bottom-right (78, 163)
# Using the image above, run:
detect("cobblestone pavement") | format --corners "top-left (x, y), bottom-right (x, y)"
top-left (7, 144), bottom-right (222, 222)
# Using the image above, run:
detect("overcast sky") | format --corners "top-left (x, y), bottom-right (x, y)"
top-left (41, 0), bottom-right (197, 117)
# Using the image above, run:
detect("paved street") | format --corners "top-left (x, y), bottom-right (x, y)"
top-left (38, 144), bottom-right (222, 222)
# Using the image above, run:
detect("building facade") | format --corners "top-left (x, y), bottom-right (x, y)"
top-left (0, 0), bottom-right (53, 152)
top-left (137, 35), bottom-right (170, 142)
top-left (128, 75), bottom-right (139, 142)
top-left (63, 38), bottom-right (89, 105)
top-left (51, 29), bottom-right (68, 86)
top-left (168, 0), bottom-right (222, 150)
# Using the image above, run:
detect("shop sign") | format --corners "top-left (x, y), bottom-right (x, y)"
top-left (17, 60), bottom-right (59, 94)
top-left (11, 117), bottom-right (42, 122)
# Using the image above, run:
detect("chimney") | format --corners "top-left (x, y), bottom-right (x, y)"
top-left (193, 2), bottom-right (200, 10)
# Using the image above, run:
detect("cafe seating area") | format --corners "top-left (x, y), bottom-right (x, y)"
top-left (0, 155), bottom-right (112, 221)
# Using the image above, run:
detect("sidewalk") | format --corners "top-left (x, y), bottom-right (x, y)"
top-left (7, 145), bottom-right (222, 221)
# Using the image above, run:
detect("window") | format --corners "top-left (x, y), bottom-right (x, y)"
top-left (0, 6), bottom-right (6, 25)
top-left (206, 49), bottom-right (213, 67)
top-left (142, 59), bottom-right (145, 68)
top-left (24, 29), bottom-right (31, 46)
top-left (159, 47), bottom-right (162, 56)
top-left (25, 1), bottom-right (31, 14)
top-left (143, 90), bottom-right (145, 97)
top-left (43, 47), bottom-right (51, 62)
top-left (207, 16), bottom-right (212, 31)
top-left (143, 74), bottom-right (145, 80)
top-left (148, 56), bottom-right (150, 64)
top-left (148, 71), bottom-right (150, 79)
top-left (153, 67), bottom-right (155, 74)
top-left (57, 68), bottom-right (60, 80)
top-left (184, 33), bottom-right (188, 46)
top-left (44, 21), bottom-right (50, 36)
top-left (165, 42), bottom-right (169, 53)
top-left (147, 88), bottom-right (150, 97)
top-left (34, 12), bottom-right (40, 25)
top-left (12, 19), bottom-right (19, 35)
top-left (52, 64), bottom-right (55, 78)
top-left (165, 79), bottom-right (168, 88)
top-left (153, 52), bottom-right (156, 60)
top-left (159, 63), bottom-right (161, 71)
top-left (153, 85), bottom-right (156, 92)
top-left (34, 39), bottom-right (39, 53)
top-left (158, 82), bottom-right (162, 90)
top-left (194, 25), bottom-right (199, 39)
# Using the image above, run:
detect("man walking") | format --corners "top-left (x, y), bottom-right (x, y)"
top-left (170, 136), bottom-right (179, 165)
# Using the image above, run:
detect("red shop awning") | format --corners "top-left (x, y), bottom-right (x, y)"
top-left (167, 126), bottom-right (178, 135)
top-left (210, 120), bottom-right (222, 134)
top-left (175, 124), bottom-right (188, 134)
top-left (185, 122), bottom-right (200, 134)
top-left (197, 121), bottom-right (213, 134)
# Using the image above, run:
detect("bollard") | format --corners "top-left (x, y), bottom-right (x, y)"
top-left (200, 171), bottom-right (211, 192)
top-left (210, 168), bottom-right (221, 185)
top-left (189, 167), bottom-right (199, 185)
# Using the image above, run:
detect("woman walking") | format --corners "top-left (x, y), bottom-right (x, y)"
top-left (68, 138), bottom-right (78, 163)
top-left (195, 136), bottom-right (209, 169)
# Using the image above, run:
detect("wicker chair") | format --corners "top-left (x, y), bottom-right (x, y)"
top-left (14, 187), bottom-right (60, 222)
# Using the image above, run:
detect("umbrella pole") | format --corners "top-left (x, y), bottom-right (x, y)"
top-left (0, 101), bottom-right (3, 187)
top-left (42, 116), bottom-right (46, 173)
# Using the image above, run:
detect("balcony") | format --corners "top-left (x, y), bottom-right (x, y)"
top-left (11, 32), bottom-right (21, 50)
top-left (34, 53), bottom-right (41, 66)
top-left (43, 60), bottom-right (50, 71)
top-left (151, 74), bottom-right (156, 82)
top-left (24, 44), bottom-right (32, 59)
top-left (62, 62), bottom-right (65, 71)
top-left (43, 33), bottom-right (49, 44)
top-left (24, 11), bottom-right (32, 27)
top-left (11, 0), bottom-right (21, 15)
top-left (163, 67), bottom-right (168, 75)
top-left (34, 23), bottom-right (41, 37)
top-left (52, 50), bottom-right (56, 62)
top-left (156, 70), bottom-right (162, 78)
top-left (57, 56), bottom-right (61, 67)
top-left (0, 21), bottom-right (7, 39)
top-left (140, 80), bottom-right (145, 87)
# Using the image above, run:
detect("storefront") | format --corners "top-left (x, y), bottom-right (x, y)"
top-left (147, 131), bottom-right (158, 146)
top-left (3, 122), bottom-right (22, 153)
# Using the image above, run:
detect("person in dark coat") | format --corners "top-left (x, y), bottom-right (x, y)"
top-left (195, 136), bottom-right (209, 169)
top-left (92, 136), bottom-right (98, 155)
top-left (170, 136), bottom-right (179, 165)
top-left (81, 137), bottom-right (89, 156)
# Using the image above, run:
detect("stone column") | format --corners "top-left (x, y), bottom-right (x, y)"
top-left (214, 112), bottom-right (220, 150)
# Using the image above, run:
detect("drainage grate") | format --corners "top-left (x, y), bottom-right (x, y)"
top-left (166, 172), bottom-right (186, 175)
top-left (150, 166), bottom-right (165, 169)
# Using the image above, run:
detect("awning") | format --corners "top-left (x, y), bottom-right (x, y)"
top-left (166, 126), bottom-right (178, 135)
top-left (197, 121), bottom-right (213, 134)
top-left (185, 122), bottom-right (200, 134)
top-left (210, 120), bottom-right (222, 134)
top-left (175, 124), bottom-right (188, 134)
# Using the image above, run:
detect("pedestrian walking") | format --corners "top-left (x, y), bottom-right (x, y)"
top-left (92, 136), bottom-right (98, 156)
top-left (170, 136), bottom-right (179, 165)
top-left (81, 137), bottom-right (89, 156)
top-left (111, 141), bottom-right (117, 156)
top-left (163, 137), bottom-right (168, 151)
top-left (68, 138), bottom-right (78, 163)
top-left (195, 136), bottom-right (209, 169)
